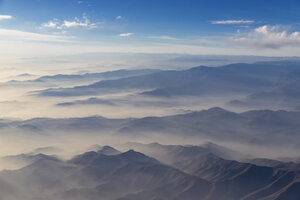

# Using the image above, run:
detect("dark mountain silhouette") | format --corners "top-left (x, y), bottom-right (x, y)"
top-left (1, 145), bottom-right (300, 200)
top-left (123, 143), bottom-right (300, 200)
top-left (0, 149), bottom-right (212, 200)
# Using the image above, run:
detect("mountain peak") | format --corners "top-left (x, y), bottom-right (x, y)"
top-left (206, 107), bottom-right (229, 113)
top-left (69, 151), bottom-right (100, 165)
top-left (120, 150), bottom-right (159, 165)
top-left (97, 146), bottom-right (121, 155)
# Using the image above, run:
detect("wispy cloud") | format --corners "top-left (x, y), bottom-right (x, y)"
top-left (78, 0), bottom-right (84, 4)
top-left (42, 20), bottom-right (59, 28)
top-left (0, 28), bottom-right (71, 42)
top-left (119, 33), bottom-right (134, 37)
top-left (116, 16), bottom-right (122, 20)
top-left (212, 20), bottom-right (254, 24)
top-left (232, 25), bottom-right (300, 49)
top-left (149, 35), bottom-right (179, 40)
top-left (42, 15), bottom-right (98, 30)
top-left (0, 15), bottom-right (13, 20)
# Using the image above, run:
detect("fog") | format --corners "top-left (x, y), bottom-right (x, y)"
top-left (1, 119), bottom-right (299, 169)
top-left (1, 57), bottom-right (300, 200)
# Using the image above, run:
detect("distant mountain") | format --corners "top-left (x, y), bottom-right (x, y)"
top-left (1, 107), bottom-right (300, 147)
top-left (56, 97), bottom-right (116, 106)
top-left (221, 61), bottom-right (300, 81)
top-left (78, 145), bottom-right (121, 156)
top-left (0, 153), bottom-right (59, 170)
top-left (2, 69), bottom-right (160, 87)
top-left (229, 69), bottom-right (300, 110)
top-left (34, 69), bottom-right (161, 82)
top-left (31, 146), bottom-right (62, 155)
top-left (35, 61), bottom-right (300, 97)
top-left (13, 116), bottom-right (132, 133)
top-left (120, 107), bottom-right (300, 147)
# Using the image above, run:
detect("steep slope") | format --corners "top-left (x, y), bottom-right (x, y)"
top-left (125, 142), bottom-right (243, 163)
top-left (125, 143), bottom-right (300, 200)
top-left (1, 146), bottom-right (300, 200)
top-left (0, 149), bottom-right (212, 200)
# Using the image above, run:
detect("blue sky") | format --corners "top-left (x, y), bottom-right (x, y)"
top-left (0, 0), bottom-right (300, 58)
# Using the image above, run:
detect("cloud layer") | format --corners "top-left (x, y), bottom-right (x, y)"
top-left (232, 25), bottom-right (300, 49)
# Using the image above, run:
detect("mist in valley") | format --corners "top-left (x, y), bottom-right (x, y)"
top-left (1, 0), bottom-right (300, 199)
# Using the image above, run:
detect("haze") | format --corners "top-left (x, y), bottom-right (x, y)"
top-left (1, 1), bottom-right (300, 200)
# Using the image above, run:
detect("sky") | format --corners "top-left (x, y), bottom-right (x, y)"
top-left (0, 0), bottom-right (300, 64)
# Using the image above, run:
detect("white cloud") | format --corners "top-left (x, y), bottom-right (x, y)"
top-left (212, 20), bottom-right (254, 24)
top-left (119, 33), bottom-right (134, 37)
top-left (232, 25), bottom-right (300, 49)
top-left (42, 15), bottom-right (98, 30)
top-left (62, 16), bottom-right (97, 29)
top-left (0, 15), bottom-right (13, 20)
top-left (0, 28), bottom-right (71, 42)
top-left (116, 16), bottom-right (122, 20)
top-left (78, 1), bottom-right (84, 4)
top-left (149, 35), bottom-right (178, 40)
top-left (42, 20), bottom-right (59, 28)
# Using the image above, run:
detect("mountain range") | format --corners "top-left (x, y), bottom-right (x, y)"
top-left (1, 107), bottom-right (300, 148)
top-left (1, 60), bottom-right (300, 199)
top-left (34, 61), bottom-right (300, 101)
top-left (0, 144), bottom-right (299, 200)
